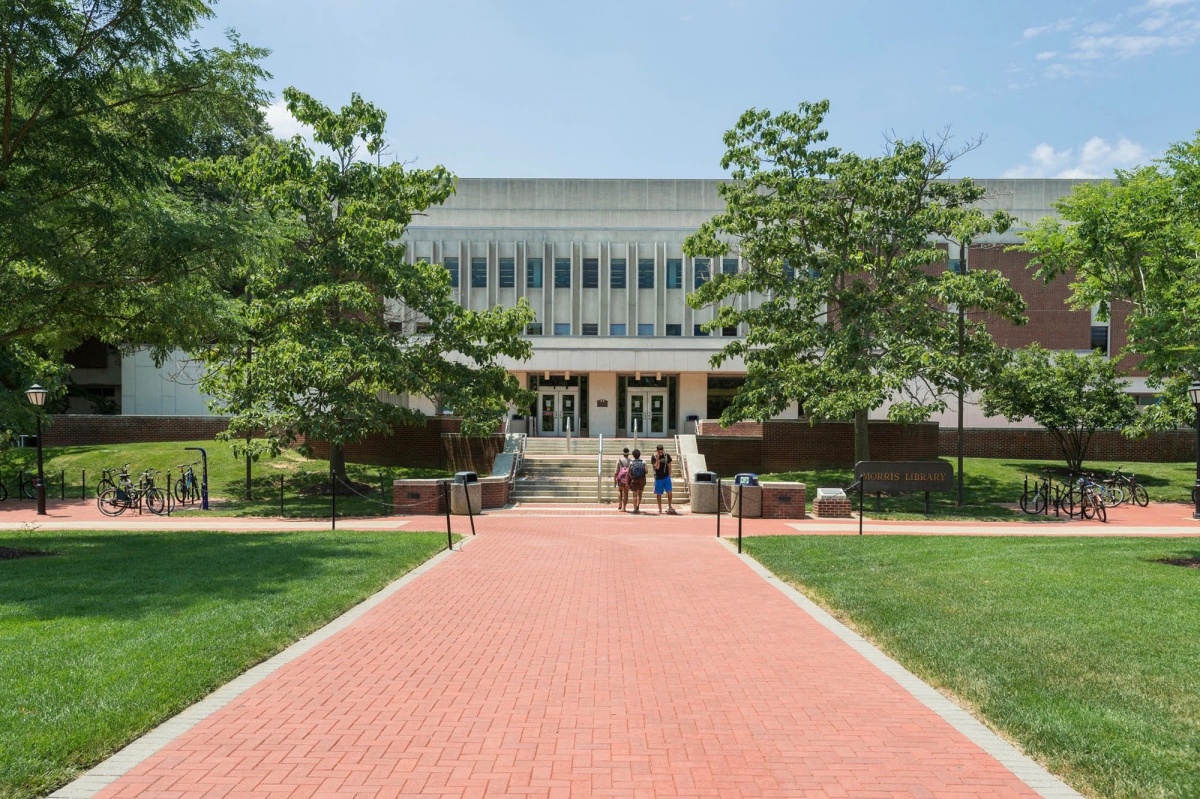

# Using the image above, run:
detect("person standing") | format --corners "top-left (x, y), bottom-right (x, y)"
top-left (613, 447), bottom-right (632, 511)
top-left (651, 444), bottom-right (676, 514)
top-left (627, 448), bottom-right (648, 513)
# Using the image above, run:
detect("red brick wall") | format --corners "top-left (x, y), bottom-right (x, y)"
top-left (971, 247), bottom-right (1092, 351)
top-left (761, 483), bottom-right (806, 519)
top-left (696, 436), bottom-right (762, 476)
top-left (938, 428), bottom-right (1195, 463)
top-left (698, 422), bottom-right (939, 476)
top-left (696, 420), bottom-right (763, 436)
top-left (442, 434), bottom-right (508, 475)
top-left (392, 477), bottom-right (510, 515)
top-left (43, 415), bottom-right (229, 446)
top-left (309, 417), bottom-right (465, 469)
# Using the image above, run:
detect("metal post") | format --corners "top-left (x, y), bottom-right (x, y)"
top-left (82, 468), bottom-right (86, 500)
top-left (280, 475), bottom-right (285, 517)
top-left (957, 240), bottom-right (968, 507)
top-left (35, 415), bottom-right (45, 515)
top-left (166, 469), bottom-right (172, 516)
top-left (716, 478), bottom-right (722, 538)
top-left (1194, 401), bottom-right (1200, 520)
top-left (859, 479), bottom-right (864, 536)
top-left (330, 463), bottom-right (336, 531)
top-left (464, 477), bottom-right (476, 536)
top-left (736, 484), bottom-right (743, 554)
top-left (442, 481), bottom-right (453, 551)
top-left (60, 470), bottom-right (65, 500)
top-left (185, 447), bottom-right (209, 510)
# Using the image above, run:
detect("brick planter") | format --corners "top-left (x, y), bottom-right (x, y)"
top-left (761, 482), bottom-right (807, 519)
top-left (393, 477), bottom-right (511, 515)
top-left (813, 488), bottom-right (853, 519)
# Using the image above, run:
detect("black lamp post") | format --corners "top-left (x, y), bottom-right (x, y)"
top-left (1190, 380), bottom-right (1200, 520)
top-left (25, 384), bottom-right (48, 515)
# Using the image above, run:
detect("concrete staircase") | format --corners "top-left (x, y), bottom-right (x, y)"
top-left (511, 437), bottom-right (689, 505)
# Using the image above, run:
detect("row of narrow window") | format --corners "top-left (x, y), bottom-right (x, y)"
top-left (438, 256), bottom-right (741, 290)
top-left (524, 323), bottom-right (738, 337)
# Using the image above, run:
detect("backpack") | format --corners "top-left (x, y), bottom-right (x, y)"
top-left (629, 459), bottom-right (646, 479)
top-left (616, 464), bottom-right (630, 486)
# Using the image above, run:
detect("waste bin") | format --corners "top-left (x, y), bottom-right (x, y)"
top-left (691, 471), bottom-right (719, 514)
top-left (685, 414), bottom-right (700, 435)
top-left (450, 471), bottom-right (481, 515)
top-left (730, 475), bottom-right (762, 517)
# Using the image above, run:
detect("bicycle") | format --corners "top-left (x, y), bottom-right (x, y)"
top-left (1109, 466), bottom-right (1149, 507)
top-left (96, 465), bottom-right (129, 496)
top-left (174, 462), bottom-right (201, 504)
top-left (17, 470), bottom-right (36, 500)
top-left (0, 476), bottom-right (7, 502)
top-left (97, 469), bottom-right (167, 516)
top-left (1072, 475), bottom-right (1107, 523)
top-left (1019, 473), bottom-right (1051, 514)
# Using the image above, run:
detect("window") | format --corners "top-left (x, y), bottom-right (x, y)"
top-left (693, 324), bottom-right (710, 336)
top-left (948, 258), bottom-right (962, 274)
top-left (609, 323), bottom-right (627, 336)
top-left (527, 258), bottom-right (543, 288)
top-left (638, 323), bottom-right (655, 336)
top-left (554, 322), bottom-right (571, 336)
top-left (526, 322), bottom-right (543, 335)
top-left (582, 323), bottom-right (598, 336)
top-left (554, 258), bottom-right (571, 288)
top-left (666, 259), bottom-right (682, 289)
top-left (722, 258), bottom-right (738, 275)
top-left (583, 258), bottom-right (599, 288)
top-left (722, 325), bottom-right (738, 337)
top-left (444, 257), bottom-right (459, 288)
top-left (665, 324), bottom-right (682, 336)
top-left (415, 322), bottom-right (430, 334)
top-left (499, 257), bottom-right (515, 288)
top-left (694, 258), bottom-right (710, 288)
top-left (610, 258), bottom-right (627, 289)
top-left (471, 257), bottom-right (487, 288)
top-left (1091, 325), bottom-right (1109, 355)
top-left (783, 260), bottom-right (796, 281)
top-left (638, 258), bottom-right (655, 289)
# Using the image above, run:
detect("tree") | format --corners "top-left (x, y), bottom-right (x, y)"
top-left (683, 100), bottom-right (1025, 462)
top-left (191, 89), bottom-right (534, 487)
top-left (981, 345), bottom-right (1138, 472)
top-left (0, 1), bottom-right (269, 430)
top-left (1019, 132), bottom-right (1200, 430)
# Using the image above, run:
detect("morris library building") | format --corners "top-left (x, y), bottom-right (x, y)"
top-left (89, 177), bottom-right (1153, 440)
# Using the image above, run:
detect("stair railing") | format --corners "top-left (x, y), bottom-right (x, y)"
top-left (596, 434), bottom-right (604, 503)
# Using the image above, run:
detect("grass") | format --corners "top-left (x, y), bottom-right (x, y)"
top-left (0, 439), bottom-right (453, 517)
top-left (759, 457), bottom-right (1197, 520)
top-left (0, 528), bottom-right (451, 799)
top-left (742, 535), bottom-right (1200, 799)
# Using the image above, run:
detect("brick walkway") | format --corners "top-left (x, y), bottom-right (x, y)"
top-left (39, 512), bottom-right (1099, 799)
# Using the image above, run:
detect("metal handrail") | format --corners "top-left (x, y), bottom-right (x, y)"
top-left (596, 434), bottom-right (604, 503)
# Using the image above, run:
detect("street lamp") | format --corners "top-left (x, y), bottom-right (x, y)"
top-left (24, 384), bottom-right (48, 516)
top-left (1190, 381), bottom-right (1200, 520)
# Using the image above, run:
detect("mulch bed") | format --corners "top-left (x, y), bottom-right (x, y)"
top-left (1156, 556), bottom-right (1200, 569)
top-left (0, 546), bottom-right (56, 560)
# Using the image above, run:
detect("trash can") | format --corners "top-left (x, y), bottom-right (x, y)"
top-left (685, 414), bottom-right (700, 435)
top-left (730, 474), bottom-right (762, 517)
top-left (450, 472), bottom-right (481, 515)
top-left (691, 471), bottom-right (718, 514)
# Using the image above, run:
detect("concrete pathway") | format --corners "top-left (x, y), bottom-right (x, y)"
top-left (28, 507), bottom-right (1112, 798)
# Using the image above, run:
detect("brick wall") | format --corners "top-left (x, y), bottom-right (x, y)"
top-left (696, 436), bottom-right (762, 476)
top-left (392, 477), bottom-right (511, 515)
top-left (309, 417), bottom-right (465, 469)
top-left (442, 434), bottom-right (508, 475)
top-left (695, 420), bottom-right (763, 436)
top-left (938, 428), bottom-right (1196, 463)
top-left (698, 422), bottom-right (940, 476)
top-left (761, 482), bottom-right (806, 519)
top-left (42, 415), bottom-right (229, 446)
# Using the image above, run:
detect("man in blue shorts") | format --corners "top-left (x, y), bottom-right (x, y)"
top-left (651, 444), bottom-right (676, 514)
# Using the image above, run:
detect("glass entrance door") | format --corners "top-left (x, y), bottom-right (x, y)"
top-left (628, 391), bottom-right (667, 437)
top-left (539, 390), bottom-right (579, 437)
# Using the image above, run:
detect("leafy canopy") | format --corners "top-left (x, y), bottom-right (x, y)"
top-left (683, 100), bottom-right (1024, 458)
top-left (190, 89), bottom-right (533, 459)
top-left (981, 345), bottom-right (1138, 472)
top-left (1019, 131), bottom-right (1200, 429)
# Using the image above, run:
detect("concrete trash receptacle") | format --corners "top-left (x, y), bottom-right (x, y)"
top-left (450, 472), bottom-right (480, 515)
top-left (729, 483), bottom-right (763, 517)
top-left (691, 471), bottom-right (718, 514)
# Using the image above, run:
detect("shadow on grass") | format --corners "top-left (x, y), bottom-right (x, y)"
top-left (0, 531), bottom-right (377, 621)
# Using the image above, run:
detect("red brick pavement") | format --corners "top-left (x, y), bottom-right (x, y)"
top-left (84, 518), bottom-right (1055, 799)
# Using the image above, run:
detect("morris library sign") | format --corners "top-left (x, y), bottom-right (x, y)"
top-left (854, 461), bottom-right (953, 493)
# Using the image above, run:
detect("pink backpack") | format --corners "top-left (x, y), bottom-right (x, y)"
top-left (616, 464), bottom-right (630, 486)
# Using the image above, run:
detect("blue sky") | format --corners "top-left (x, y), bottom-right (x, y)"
top-left (197, 0), bottom-right (1200, 179)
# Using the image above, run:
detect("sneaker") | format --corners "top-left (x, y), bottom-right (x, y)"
top-left (666, 507), bottom-right (678, 515)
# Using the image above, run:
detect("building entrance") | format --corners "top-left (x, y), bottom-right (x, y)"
top-left (627, 391), bottom-right (667, 438)
top-left (538, 389), bottom-right (579, 437)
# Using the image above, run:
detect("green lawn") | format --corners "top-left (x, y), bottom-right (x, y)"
top-left (0, 439), bottom-right (452, 517)
top-left (0, 529), bottom-right (450, 799)
top-left (759, 457), bottom-right (1197, 520)
top-left (743, 535), bottom-right (1200, 799)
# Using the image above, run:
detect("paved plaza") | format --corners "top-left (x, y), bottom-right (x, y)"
top-left (6, 499), bottom-right (1194, 798)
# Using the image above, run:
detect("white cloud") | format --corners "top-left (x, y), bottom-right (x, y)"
top-left (1035, 50), bottom-right (1057, 60)
top-left (1002, 136), bottom-right (1149, 178)
top-left (1146, 0), bottom-right (1192, 8)
top-left (1023, 18), bottom-right (1074, 38)
top-left (263, 100), bottom-right (310, 140)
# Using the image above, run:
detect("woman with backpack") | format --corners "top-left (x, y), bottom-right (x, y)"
top-left (613, 447), bottom-right (632, 511)
top-left (627, 448), bottom-right (648, 513)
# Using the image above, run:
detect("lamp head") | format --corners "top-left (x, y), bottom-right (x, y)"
top-left (25, 384), bottom-right (48, 407)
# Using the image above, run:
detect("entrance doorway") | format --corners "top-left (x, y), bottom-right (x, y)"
top-left (627, 391), bottom-right (667, 437)
top-left (538, 389), bottom-right (579, 437)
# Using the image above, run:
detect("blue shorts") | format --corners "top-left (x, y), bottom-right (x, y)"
top-left (654, 476), bottom-right (673, 495)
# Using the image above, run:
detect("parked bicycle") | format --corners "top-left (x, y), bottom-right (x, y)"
top-left (1108, 466), bottom-right (1149, 507)
top-left (96, 464), bottom-right (129, 496)
top-left (1071, 474), bottom-right (1107, 523)
top-left (97, 468), bottom-right (167, 516)
top-left (174, 462), bottom-right (201, 504)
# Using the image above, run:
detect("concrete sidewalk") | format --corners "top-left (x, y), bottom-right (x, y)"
top-left (35, 511), bottom-right (1103, 798)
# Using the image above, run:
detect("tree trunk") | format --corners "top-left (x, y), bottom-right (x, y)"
top-left (330, 443), bottom-right (352, 494)
top-left (854, 408), bottom-right (871, 464)
top-left (244, 435), bottom-right (253, 501)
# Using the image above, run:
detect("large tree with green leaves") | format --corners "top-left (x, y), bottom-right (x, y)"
top-left (190, 89), bottom-right (534, 486)
top-left (683, 100), bottom-right (1025, 462)
top-left (981, 345), bottom-right (1138, 472)
top-left (1020, 132), bottom-right (1200, 431)
top-left (0, 0), bottom-right (269, 433)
